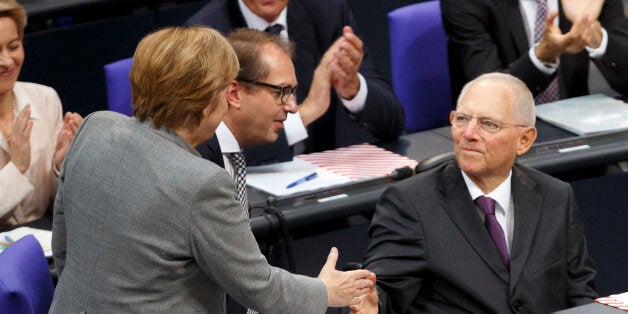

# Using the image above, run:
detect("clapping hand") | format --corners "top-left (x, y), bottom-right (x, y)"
top-left (328, 26), bottom-right (364, 100)
top-left (9, 105), bottom-right (33, 173)
top-left (54, 112), bottom-right (83, 171)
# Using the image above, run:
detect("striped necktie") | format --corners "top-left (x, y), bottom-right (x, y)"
top-left (534, 0), bottom-right (560, 104)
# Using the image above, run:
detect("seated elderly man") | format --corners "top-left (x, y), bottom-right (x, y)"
top-left (353, 73), bottom-right (597, 313)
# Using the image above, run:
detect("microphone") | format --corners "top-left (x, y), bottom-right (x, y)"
top-left (389, 166), bottom-right (415, 181)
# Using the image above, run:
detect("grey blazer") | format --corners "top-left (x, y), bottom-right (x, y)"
top-left (364, 160), bottom-right (597, 313)
top-left (50, 111), bottom-right (327, 313)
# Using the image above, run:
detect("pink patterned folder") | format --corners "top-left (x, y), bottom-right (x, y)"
top-left (596, 293), bottom-right (628, 311)
top-left (297, 143), bottom-right (418, 181)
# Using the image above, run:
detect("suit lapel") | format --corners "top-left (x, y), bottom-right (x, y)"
top-left (494, 0), bottom-right (529, 53)
top-left (287, 0), bottom-right (320, 101)
top-left (508, 164), bottom-right (542, 291)
top-left (440, 162), bottom-right (509, 283)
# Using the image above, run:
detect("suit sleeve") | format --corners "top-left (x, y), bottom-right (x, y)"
top-left (363, 184), bottom-right (427, 313)
top-left (592, 0), bottom-right (628, 97)
top-left (189, 170), bottom-right (327, 314)
top-left (565, 185), bottom-right (598, 306)
top-left (341, 1), bottom-right (405, 141)
top-left (440, 0), bottom-right (554, 97)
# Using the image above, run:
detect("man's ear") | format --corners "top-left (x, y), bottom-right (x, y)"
top-left (226, 80), bottom-right (242, 109)
top-left (516, 126), bottom-right (537, 156)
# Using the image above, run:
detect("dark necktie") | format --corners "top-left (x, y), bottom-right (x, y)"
top-left (265, 23), bottom-right (283, 35)
top-left (229, 152), bottom-right (249, 218)
top-left (534, 0), bottom-right (560, 104)
top-left (476, 196), bottom-right (510, 268)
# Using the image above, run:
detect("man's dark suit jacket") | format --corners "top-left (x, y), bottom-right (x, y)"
top-left (186, 0), bottom-right (405, 166)
top-left (363, 160), bottom-right (597, 313)
top-left (441, 0), bottom-right (628, 102)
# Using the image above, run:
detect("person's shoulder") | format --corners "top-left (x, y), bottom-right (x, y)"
top-left (395, 160), bottom-right (453, 191)
top-left (513, 163), bottom-right (568, 189)
top-left (185, 0), bottom-right (230, 26)
top-left (15, 81), bottom-right (58, 98)
top-left (293, 0), bottom-right (349, 15)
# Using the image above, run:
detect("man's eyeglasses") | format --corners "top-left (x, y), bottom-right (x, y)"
top-left (238, 78), bottom-right (297, 104)
top-left (451, 111), bottom-right (528, 134)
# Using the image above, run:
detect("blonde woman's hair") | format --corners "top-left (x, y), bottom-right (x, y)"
top-left (0, 0), bottom-right (27, 38)
top-left (130, 26), bottom-right (240, 130)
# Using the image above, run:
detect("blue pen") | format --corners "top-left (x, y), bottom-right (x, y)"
top-left (286, 172), bottom-right (318, 189)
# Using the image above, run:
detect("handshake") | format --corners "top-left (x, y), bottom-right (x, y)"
top-left (318, 247), bottom-right (378, 313)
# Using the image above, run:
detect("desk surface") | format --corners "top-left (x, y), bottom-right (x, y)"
top-left (248, 121), bottom-right (628, 237)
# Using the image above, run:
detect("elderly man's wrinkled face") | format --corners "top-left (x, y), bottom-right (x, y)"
top-left (451, 80), bottom-right (529, 183)
top-left (242, 0), bottom-right (289, 23)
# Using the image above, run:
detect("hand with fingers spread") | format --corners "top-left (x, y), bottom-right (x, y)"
top-left (54, 112), bottom-right (83, 170)
top-left (298, 36), bottom-right (339, 127)
top-left (328, 26), bottom-right (364, 100)
top-left (317, 247), bottom-right (374, 307)
top-left (9, 104), bottom-right (34, 173)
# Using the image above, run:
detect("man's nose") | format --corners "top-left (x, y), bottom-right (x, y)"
top-left (283, 94), bottom-right (298, 114)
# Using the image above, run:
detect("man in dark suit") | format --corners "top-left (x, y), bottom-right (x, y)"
top-left (352, 73), bottom-right (597, 313)
top-left (441, 0), bottom-right (628, 103)
top-left (196, 28), bottom-right (332, 171)
top-left (187, 0), bottom-right (405, 166)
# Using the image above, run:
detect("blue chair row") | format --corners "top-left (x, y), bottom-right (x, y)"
top-left (0, 235), bottom-right (54, 314)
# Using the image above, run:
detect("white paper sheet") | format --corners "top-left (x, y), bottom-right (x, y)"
top-left (246, 157), bottom-right (351, 196)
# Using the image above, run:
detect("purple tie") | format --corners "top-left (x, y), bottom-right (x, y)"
top-left (534, 0), bottom-right (560, 104)
top-left (476, 196), bottom-right (510, 268)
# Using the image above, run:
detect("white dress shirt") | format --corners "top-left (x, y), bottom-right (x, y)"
top-left (462, 170), bottom-right (515, 253)
top-left (0, 82), bottom-right (62, 227)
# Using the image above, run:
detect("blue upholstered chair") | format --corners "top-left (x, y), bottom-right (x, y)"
top-left (0, 235), bottom-right (54, 314)
top-left (103, 57), bottom-right (134, 116)
top-left (388, 0), bottom-right (452, 133)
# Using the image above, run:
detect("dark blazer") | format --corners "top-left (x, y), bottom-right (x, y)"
top-left (196, 136), bottom-right (224, 168)
top-left (186, 0), bottom-right (405, 165)
top-left (363, 160), bottom-right (597, 313)
top-left (441, 0), bottom-right (628, 101)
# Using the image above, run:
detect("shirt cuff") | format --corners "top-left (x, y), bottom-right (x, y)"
top-left (529, 44), bottom-right (558, 75)
top-left (585, 27), bottom-right (608, 59)
top-left (0, 162), bottom-right (34, 216)
top-left (340, 74), bottom-right (368, 113)
top-left (284, 111), bottom-right (309, 146)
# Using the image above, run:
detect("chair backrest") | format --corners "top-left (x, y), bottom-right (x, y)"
top-left (388, 0), bottom-right (452, 133)
top-left (0, 235), bottom-right (54, 314)
top-left (103, 57), bottom-right (134, 116)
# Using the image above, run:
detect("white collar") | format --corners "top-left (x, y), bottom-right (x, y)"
top-left (215, 121), bottom-right (242, 154)
top-left (462, 169), bottom-right (513, 214)
top-left (237, 0), bottom-right (288, 32)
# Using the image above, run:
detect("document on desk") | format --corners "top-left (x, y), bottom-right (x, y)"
top-left (246, 143), bottom-right (419, 196)
top-left (535, 94), bottom-right (628, 135)
top-left (0, 227), bottom-right (53, 257)
top-left (596, 292), bottom-right (628, 311)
